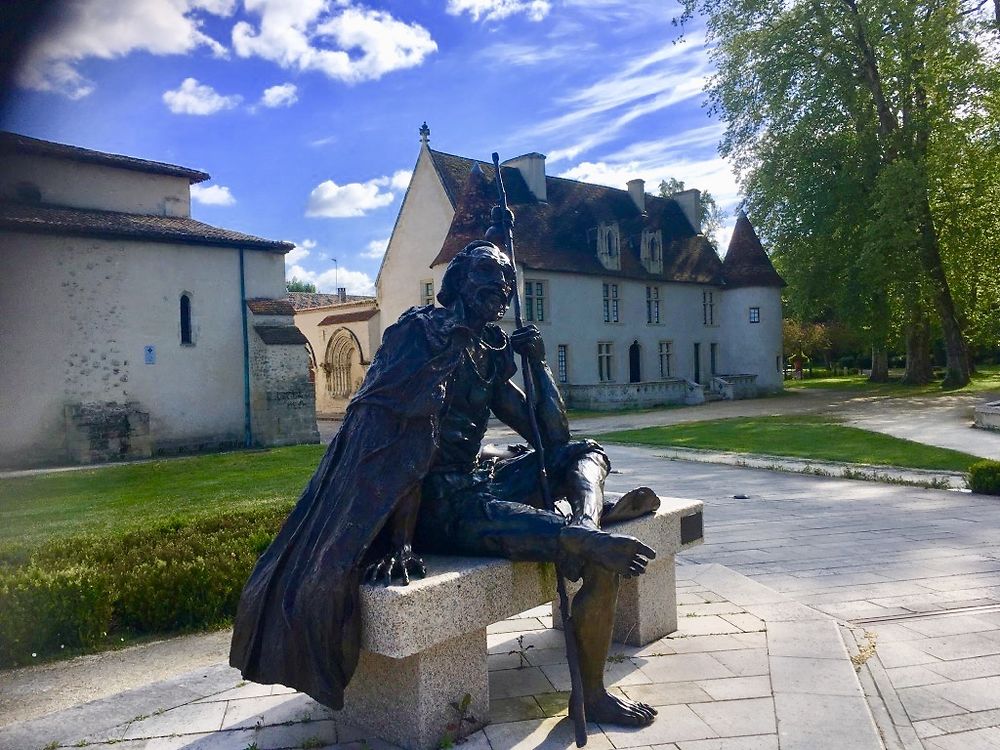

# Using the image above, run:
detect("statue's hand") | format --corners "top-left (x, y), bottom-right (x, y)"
top-left (512, 324), bottom-right (545, 362)
top-left (364, 544), bottom-right (427, 587)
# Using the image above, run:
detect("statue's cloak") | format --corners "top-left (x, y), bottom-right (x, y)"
top-left (229, 306), bottom-right (491, 709)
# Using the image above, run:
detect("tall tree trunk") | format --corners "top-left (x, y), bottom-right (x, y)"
top-left (841, 6), bottom-right (970, 387)
top-left (902, 308), bottom-right (933, 384)
top-left (870, 347), bottom-right (889, 382)
top-left (917, 195), bottom-right (970, 387)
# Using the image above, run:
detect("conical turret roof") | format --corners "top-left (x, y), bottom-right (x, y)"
top-left (722, 212), bottom-right (785, 288)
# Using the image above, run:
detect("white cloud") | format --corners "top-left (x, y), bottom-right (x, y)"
top-left (190, 183), bottom-right (236, 205)
top-left (306, 179), bottom-right (394, 218)
top-left (361, 238), bottom-right (389, 259)
top-left (260, 82), bottom-right (298, 108)
top-left (305, 170), bottom-right (410, 218)
top-left (16, 0), bottom-right (234, 98)
top-left (523, 36), bottom-right (710, 164)
top-left (446, 0), bottom-right (551, 22)
top-left (163, 77), bottom-right (241, 115)
top-left (386, 170), bottom-right (412, 191)
top-left (285, 238), bottom-right (315, 265)
top-left (560, 153), bottom-right (738, 210)
top-left (233, 1), bottom-right (436, 84)
top-left (286, 263), bottom-right (375, 295)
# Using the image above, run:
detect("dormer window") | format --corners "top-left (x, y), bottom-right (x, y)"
top-left (597, 223), bottom-right (620, 270)
top-left (641, 230), bottom-right (663, 274)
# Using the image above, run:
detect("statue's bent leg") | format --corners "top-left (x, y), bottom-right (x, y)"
top-left (571, 563), bottom-right (658, 727)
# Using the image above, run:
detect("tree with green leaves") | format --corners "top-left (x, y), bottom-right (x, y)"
top-left (658, 178), bottom-right (726, 247)
top-left (286, 277), bottom-right (317, 293)
top-left (677, 0), bottom-right (1000, 387)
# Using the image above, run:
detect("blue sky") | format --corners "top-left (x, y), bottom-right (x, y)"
top-left (2, 0), bottom-right (738, 295)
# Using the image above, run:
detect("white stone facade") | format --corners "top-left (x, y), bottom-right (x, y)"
top-left (367, 135), bottom-right (785, 412)
top-left (375, 146), bottom-right (454, 332)
top-left (0, 133), bottom-right (317, 468)
top-left (293, 299), bottom-right (379, 417)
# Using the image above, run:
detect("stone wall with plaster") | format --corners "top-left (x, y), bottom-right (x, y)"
top-left (375, 145), bottom-right (455, 334)
top-left (719, 285), bottom-right (784, 392)
top-left (1, 153), bottom-right (192, 217)
top-left (294, 302), bottom-right (380, 417)
top-left (0, 231), bottom-right (297, 468)
top-left (248, 320), bottom-right (320, 447)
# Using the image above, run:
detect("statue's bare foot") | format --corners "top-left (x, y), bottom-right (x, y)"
top-left (602, 487), bottom-right (660, 525)
top-left (571, 691), bottom-right (657, 726)
top-left (561, 526), bottom-right (656, 577)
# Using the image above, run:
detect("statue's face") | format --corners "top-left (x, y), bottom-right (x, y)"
top-left (460, 256), bottom-right (514, 324)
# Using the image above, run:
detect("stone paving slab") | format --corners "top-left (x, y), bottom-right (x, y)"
top-left (1, 563), bottom-right (883, 750)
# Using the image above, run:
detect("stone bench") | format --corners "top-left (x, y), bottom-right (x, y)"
top-left (340, 496), bottom-right (704, 750)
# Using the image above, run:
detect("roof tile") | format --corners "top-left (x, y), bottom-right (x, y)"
top-left (1, 131), bottom-right (209, 183)
top-left (428, 150), bottom-right (723, 284)
top-left (721, 213), bottom-right (786, 288)
top-left (0, 201), bottom-right (292, 252)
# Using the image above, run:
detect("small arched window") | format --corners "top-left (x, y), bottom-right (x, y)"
top-left (649, 236), bottom-right (659, 262)
top-left (606, 230), bottom-right (616, 256)
top-left (180, 293), bottom-right (193, 345)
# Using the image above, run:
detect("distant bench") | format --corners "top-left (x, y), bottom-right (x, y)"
top-left (339, 496), bottom-right (704, 750)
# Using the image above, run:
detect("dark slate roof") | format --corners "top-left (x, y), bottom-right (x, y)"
top-left (254, 325), bottom-right (309, 345)
top-left (427, 149), bottom-right (534, 207)
top-left (721, 213), bottom-right (786, 288)
top-left (0, 201), bottom-right (293, 253)
top-left (428, 149), bottom-right (722, 285)
top-left (247, 298), bottom-right (296, 315)
top-left (318, 308), bottom-right (379, 326)
top-left (0, 131), bottom-right (210, 183)
top-left (285, 292), bottom-right (375, 310)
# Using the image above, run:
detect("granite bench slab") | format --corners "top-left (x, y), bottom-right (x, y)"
top-left (341, 495), bottom-right (704, 749)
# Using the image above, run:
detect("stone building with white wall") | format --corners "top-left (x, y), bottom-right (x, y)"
top-left (0, 132), bottom-right (318, 468)
top-left (287, 291), bottom-right (377, 418)
top-left (370, 126), bottom-right (784, 411)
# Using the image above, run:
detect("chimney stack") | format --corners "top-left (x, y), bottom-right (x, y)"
top-left (627, 179), bottom-right (645, 213)
top-left (502, 152), bottom-right (547, 202)
top-left (673, 188), bottom-right (702, 232)
top-left (337, 287), bottom-right (347, 303)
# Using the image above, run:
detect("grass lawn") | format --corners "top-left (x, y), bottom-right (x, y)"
top-left (597, 415), bottom-right (979, 472)
top-left (784, 365), bottom-right (1000, 396)
top-left (0, 444), bottom-right (326, 546)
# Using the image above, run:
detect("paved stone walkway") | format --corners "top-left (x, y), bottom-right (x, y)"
top-left (0, 564), bottom-right (881, 750)
top-left (602, 446), bottom-right (1000, 750)
top-left (5, 445), bottom-right (1000, 749)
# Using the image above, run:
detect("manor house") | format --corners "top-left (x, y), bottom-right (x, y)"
top-left (296, 126), bottom-right (785, 414)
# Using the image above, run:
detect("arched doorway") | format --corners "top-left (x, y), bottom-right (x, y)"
top-left (323, 328), bottom-right (364, 408)
top-left (629, 340), bottom-right (642, 383)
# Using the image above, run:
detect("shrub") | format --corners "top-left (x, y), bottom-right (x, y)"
top-left (969, 460), bottom-right (1000, 495)
top-left (0, 564), bottom-right (113, 667)
top-left (0, 505), bottom-right (291, 667)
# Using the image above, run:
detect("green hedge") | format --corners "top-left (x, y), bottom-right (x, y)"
top-left (0, 505), bottom-right (290, 668)
top-left (969, 460), bottom-right (1000, 495)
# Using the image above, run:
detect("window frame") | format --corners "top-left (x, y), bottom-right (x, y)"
top-left (646, 285), bottom-right (661, 324)
top-left (420, 279), bottom-right (435, 307)
top-left (702, 289), bottom-right (715, 326)
top-left (598, 341), bottom-right (614, 382)
top-left (749, 306), bottom-right (761, 324)
top-left (557, 344), bottom-right (568, 384)
top-left (658, 340), bottom-right (673, 378)
top-left (180, 292), bottom-right (194, 346)
top-left (602, 282), bottom-right (620, 323)
top-left (525, 278), bottom-right (546, 323)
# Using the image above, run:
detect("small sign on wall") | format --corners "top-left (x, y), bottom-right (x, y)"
top-left (144, 345), bottom-right (156, 365)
